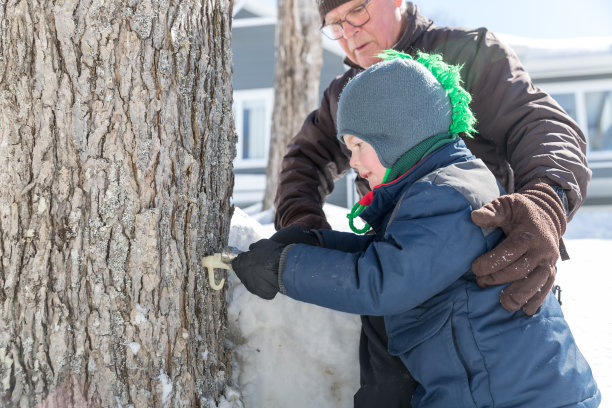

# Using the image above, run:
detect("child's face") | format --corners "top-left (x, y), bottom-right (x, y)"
top-left (344, 134), bottom-right (388, 189)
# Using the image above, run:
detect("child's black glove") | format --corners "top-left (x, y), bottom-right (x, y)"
top-left (231, 239), bottom-right (286, 300)
top-left (270, 225), bottom-right (324, 246)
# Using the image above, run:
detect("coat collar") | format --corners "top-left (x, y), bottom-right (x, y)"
top-left (359, 139), bottom-right (473, 231)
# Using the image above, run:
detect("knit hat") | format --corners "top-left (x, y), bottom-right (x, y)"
top-left (337, 50), bottom-right (476, 169)
top-left (317, 0), bottom-right (351, 24)
top-left (340, 50), bottom-right (477, 234)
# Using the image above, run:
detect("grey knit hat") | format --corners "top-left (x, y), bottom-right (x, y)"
top-left (336, 57), bottom-right (453, 168)
top-left (317, 0), bottom-right (352, 24)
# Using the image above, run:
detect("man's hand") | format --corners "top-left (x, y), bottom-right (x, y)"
top-left (231, 239), bottom-right (286, 300)
top-left (471, 182), bottom-right (567, 315)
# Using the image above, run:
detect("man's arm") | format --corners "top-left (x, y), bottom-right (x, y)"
top-left (426, 28), bottom-right (589, 314)
top-left (427, 27), bottom-right (590, 219)
top-left (478, 38), bottom-right (589, 219)
top-left (274, 74), bottom-right (355, 231)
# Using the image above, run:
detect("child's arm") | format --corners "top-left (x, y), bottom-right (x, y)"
top-left (230, 229), bottom-right (374, 300)
top-left (270, 225), bottom-right (374, 253)
top-left (316, 229), bottom-right (374, 253)
top-left (280, 185), bottom-right (495, 316)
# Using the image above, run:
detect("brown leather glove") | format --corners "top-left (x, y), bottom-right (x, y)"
top-left (470, 182), bottom-right (567, 315)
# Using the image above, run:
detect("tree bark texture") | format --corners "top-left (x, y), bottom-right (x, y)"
top-left (262, 0), bottom-right (322, 210)
top-left (0, 0), bottom-right (237, 406)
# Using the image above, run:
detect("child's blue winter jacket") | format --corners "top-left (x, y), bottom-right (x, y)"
top-left (279, 140), bottom-right (600, 408)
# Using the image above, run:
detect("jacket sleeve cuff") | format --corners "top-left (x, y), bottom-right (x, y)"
top-left (278, 244), bottom-right (296, 295)
top-left (550, 184), bottom-right (570, 219)
top-left (311, 229), bottom-right (326, 247)
top-left (525, 178), bottom-right (570, 218)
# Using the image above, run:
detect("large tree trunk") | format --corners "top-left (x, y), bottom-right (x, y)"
top-left (262, 0), bottom-right (322, 211)
top-left (0, 1), bottom-right (237, 407)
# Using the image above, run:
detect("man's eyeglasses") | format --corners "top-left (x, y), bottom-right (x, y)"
top-left (320, 0), bottom-right (372, 40)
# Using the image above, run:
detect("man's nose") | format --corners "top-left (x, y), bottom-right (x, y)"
top-left (342, 21), bottom-right (359, 39)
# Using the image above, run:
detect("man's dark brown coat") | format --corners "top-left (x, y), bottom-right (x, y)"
top-left (274, 3), bottom-right (591, 230)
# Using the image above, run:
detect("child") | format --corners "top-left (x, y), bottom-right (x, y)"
top-left (231, 51), bottom-right (600, 407)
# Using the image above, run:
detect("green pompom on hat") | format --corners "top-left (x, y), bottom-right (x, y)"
top-left (380, 50), bottom-right (477, 138)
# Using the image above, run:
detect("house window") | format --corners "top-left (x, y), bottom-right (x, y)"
top-left (585, 90), bottom-right (612, 153)
top-left (233, 88), bottom-right (274, 168)
top-left (550, 93), bottom-right (577, 120)
top-left (546, 79), bottom-right (612, 160)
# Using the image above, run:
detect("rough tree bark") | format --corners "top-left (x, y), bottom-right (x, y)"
top-left (0, 0), bottom-right (238, 407)
top-left (261, 0), bottom-right (322, 211)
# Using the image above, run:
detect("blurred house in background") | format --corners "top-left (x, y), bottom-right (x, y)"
top-left (231, 1), bottom-right (352, 209)
top-left (231, 0), bottom-right (612, 209)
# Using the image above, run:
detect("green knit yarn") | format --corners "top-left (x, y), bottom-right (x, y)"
top-left (378, 49), bottom-right (477, 137)
top-left (347, 202), bottom-right (371, 234)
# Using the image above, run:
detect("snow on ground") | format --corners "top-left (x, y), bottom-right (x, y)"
top-left (226, 204), bottom-right (612, 408)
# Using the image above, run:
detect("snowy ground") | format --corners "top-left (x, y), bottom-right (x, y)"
top-left (225, 204), bottom-right (612, 408)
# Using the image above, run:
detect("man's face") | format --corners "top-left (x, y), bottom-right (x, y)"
top-left (324, 0), bottom-right (404, 68)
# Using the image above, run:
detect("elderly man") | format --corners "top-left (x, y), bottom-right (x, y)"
top-left (272, 1), bottom-right (591, 406)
